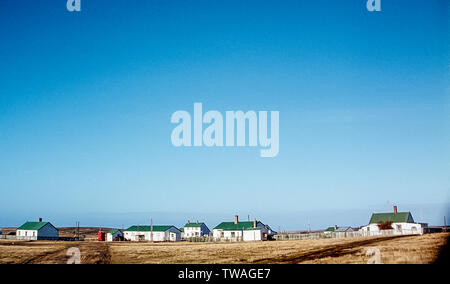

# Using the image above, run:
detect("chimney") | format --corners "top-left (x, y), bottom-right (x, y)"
top-left (187, 220), bottom-right (190, 224)
top-left (253, 219), bottom-right (257, 228)
top-left (334, 225), bottom-right (338, 230)
top-left (234, 215), bottom-right (239, 225)
top-left (394, 206), bottom-right (398, 214)
top-left (38, 218), bottom-right (42, 222)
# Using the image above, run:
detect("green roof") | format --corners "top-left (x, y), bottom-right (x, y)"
top-left (109, 229), bottom-right (120, 235)
top-left (369, 212), bottom-right (414, 224)
top-left (184, 222), bottom-right (205, 228)
top-left (179, 228), bottom-right (184, 232)
top-left (17, 222), bottom-right (51, 231)
top-left (214, 221), bottom-right (261, 231)
top-left (124, 225), bottom-right (179, 232)
top-left (325, 227), bottom-right (337, 232)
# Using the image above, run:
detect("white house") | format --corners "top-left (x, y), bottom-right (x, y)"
top-left (213, 216), bottom-right (276, 242)
top-left (359, 207), bottom-right (426, 236)
top-left (183, 221), bottom-right (210, 238)
top-left (124, 225), bottom-right (181, 242)
top-left (107, 229), bottom-right (123, 242)
top-left (16, 219), bottom-right (59, 240)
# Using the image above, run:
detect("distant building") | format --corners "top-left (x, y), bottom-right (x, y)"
top-left (325, 225), bottom-right (338, 233)
top-left (124, 225), bottom-right (181, 242)
top-left (359, 206), bottom-right (426, 235)
top-left (212, 216), bottom-right (276, 241)
top-left (183, 221), bottom-right (210, 238)
top-left (324, 225), bottom-right (354, 234)
top-left (335, 227), bottom-right (354, 233)
top-left (107, 229), bottom-right (123, 242)
top-left (16, 219), bottom-right (59, 240)
top-left (424, 226), bottom-right (450, 234)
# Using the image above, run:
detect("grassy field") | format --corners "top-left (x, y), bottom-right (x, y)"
top-left (0, 233), bottom-right (448, 264)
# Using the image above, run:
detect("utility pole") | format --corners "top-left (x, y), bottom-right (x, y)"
top-left (308, 218), bottom-right (311, 233)
top-left (150, 218), bottom-right (153, 242)
top-left (445, 216), bottom-right (447, 232)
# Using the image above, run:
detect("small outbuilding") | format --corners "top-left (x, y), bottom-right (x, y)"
top-left (107, 229), bottom-right (124, 242)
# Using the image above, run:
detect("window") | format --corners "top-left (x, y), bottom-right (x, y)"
top-left (231, 232), bottom-right (235, 238)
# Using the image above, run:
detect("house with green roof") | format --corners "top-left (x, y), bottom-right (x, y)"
top-left (212, 215), bottom-right (276, 241)
top-left (16, 219), bottom-right (58, 240)
top-left (183, 221), bottom-right (210, 239)
top-left (359, 206), bottom-right (425, 236)
top-left (123, 225), bottom-right (181, 242)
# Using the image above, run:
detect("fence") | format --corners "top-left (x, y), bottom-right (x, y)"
top-left (186, 236), bottom-right (244, 243)
top-left (0, 235), bottom-right (84, 241)
top-left (274, 229), bottom-right (423, 241)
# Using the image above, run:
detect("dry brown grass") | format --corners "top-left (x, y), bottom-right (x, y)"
top-left (299, 233), bottom-right (448, 264)
top-left (0, 240), bottom-right (110, 264)
top-left (109, 233), bottom-right (449, 264)
top-left (1, 233), bottom-right (447, 264)
top-left (0, 240), bottom-right (69, 264)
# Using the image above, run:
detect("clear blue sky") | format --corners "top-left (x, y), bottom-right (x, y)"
top-left (0, 0), bottom-right (449, 230)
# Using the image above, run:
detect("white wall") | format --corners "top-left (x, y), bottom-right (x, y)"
top-left (243, 230), bottom-right (263, 241)
top-left (213, 229), bottom-right (243, 240)
top-left (17, 230), bottom-right (38, 239)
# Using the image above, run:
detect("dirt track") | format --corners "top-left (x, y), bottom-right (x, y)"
top-left (14, 242), bottom-right (111, 264)
top-left (253, 235), bottom-right (409, 264)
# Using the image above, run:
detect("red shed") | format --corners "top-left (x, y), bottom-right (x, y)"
top-left (98, 231), bottom-right (106, 241)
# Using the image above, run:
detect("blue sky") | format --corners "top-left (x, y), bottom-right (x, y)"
top-left (0, 0), bottom-right (449, 230)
